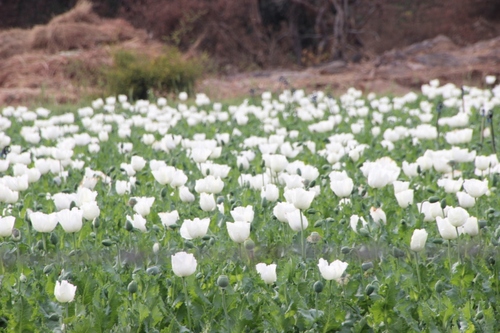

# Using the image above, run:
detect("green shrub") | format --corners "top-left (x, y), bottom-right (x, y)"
top-left (105, 48), bottom-right (204, 100)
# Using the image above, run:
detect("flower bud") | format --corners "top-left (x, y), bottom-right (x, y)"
top-left (244, 239), bottom-right (255, 251)
top-left (125, 219), bottom-right (134, 232)
top-left (102, 239), bottom-right (114, 247)
top-left (217, 275), bottom-right (229, 289)
top-left (49, 313), bottom-right (59, 321)
top-left (50, 232), bottom-right (59, 246)
top-left (153, 242), bottom-right (160, 254)
top-left (146, 266), bottom-right (160, 275)
top-left (392, 247), bottom-right (405, 258)
top-left (428, 196), bottom-right (440, 203)
top-left (313, 281), bottom-right (324, 293)
top-left (440, 198), bottom-right (447, 209)
top-left (361, 262), bottom-right (374, 271)
top-left (128, 281), bottom-right (138, 294)
top-left (11, 228), bottom-right (21, 242)
top-left (365, 284), bottom-right (375, 296)
top-left (476, 311), bottom-right (484, 320)
top-left (434, 280), bottom-right (444, 293)
top-left (341, 246), bottom-right (351, 254)
top-left (43, 264), bottom-right (54, 275)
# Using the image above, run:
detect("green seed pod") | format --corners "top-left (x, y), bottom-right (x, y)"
top-left (102, 239), bottom-right (114, 247)
top-left (434, 280), bottom-right (444, 293)
top-left (49, 313), bottom-right (59, 321)
top-left (432, 238), bottom-right (444, 244)
top-left (93, 218), bottom-right (100, 228)
top-left (325, 218), bottom-right (335, 223)
top-left (478, 220), bottom-right (487, 229)
top-left (43, 264), bottom-right (54, 275)
top-left (128, 281), bottom-right (138, 294)
top-left (184, 241), bottom-right (195, 249)
top-left (202, 235), bottom-right (211, 241)
top-left (475, 311), bottom-right (484, 320)
top-left (428, 196), bottom-right (440, 203)
top-left (60, 271), bottom-right (72, 281)
top-left (314, 220), bottom-right (324, 227)
top-left (244, 239), bottom-right (255, 251)
top-left (309, 180), bottom-right (316, 188)
top-left (306, 208), bottom-right (317, 215)
top-left (161, 187), bottom-right (168, 199)
top-left (341, 246), bottom-right (351, 255)
top-left (392, 247), bottom-right (405, 258)
top-left (196, 272), bottom-right (203, 280)
top-left (217, 275), bottom-right (229, 289)
top-left (217, 196), bottom-right (225, 204)
top-left (361, 262), bottom-right (374, 271)
top-left (440, 198), bottom-right (447, 209)
top-left (313, 281), bottom-right (324, 293)
top-left (321, 164), bottom-right (330, 171)
top-left (365, 284), bottom-right (375, 296)
top-left (36, 240), bottom-right (44, 250)
top-left (209, 237), bottom-right (216, 246)
top-left (146, 266), bottom-right (160, 275)
top-left (50, 232), bottom-right (58, 246)
top-left (359, 227), bottom-right (370, 237)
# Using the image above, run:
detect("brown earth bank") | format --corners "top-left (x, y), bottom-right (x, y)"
top-left (0, 1), bottom-right (499, 105)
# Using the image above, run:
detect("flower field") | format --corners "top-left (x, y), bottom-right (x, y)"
top-left (1, 78), bottom-right (500, 332)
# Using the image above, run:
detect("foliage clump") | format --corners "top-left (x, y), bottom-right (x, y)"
top-left (105, 48), bottom-right (204, 100)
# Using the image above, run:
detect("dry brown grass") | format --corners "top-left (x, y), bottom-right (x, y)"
top-left (0, 0), bottom-right (163, 104)
top-left (0, 29), bottom-right (30, 60)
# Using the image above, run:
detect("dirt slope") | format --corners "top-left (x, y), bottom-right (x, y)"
top-left (0, 2), bottom-right (499, 105)
top-left (200, 35), bottom-right (500, 99)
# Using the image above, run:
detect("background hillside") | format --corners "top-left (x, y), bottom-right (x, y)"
top-left (1, 0), bottom-right (499, 70)
top-left (0, 0), bottom-right (499, 104)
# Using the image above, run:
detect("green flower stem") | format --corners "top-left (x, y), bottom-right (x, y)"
top-left (299, 209), bottom-right (305, 260)
top-left (314, 292), bottom-right (319, 321)
top-left (42, 233), bottom-right (47, 252)
top-left (72, 232), bottom-right (77, 250)
top-left (116, 243), bottom-right (122, 269)
top-left (221, 288), bottom-right (230, 331)
top-left (414, 252), bottom-right (422, 293)
top-left (182, 277), bottom-right (192, 330)
top-left (447, 240), bottom-right (452, 278)
top-left (63, 302), bottom-right (69, 332)
top-left (323, 280), bottom-right (333, 333)
top-left (456, 234), bottom-right (462, 265)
